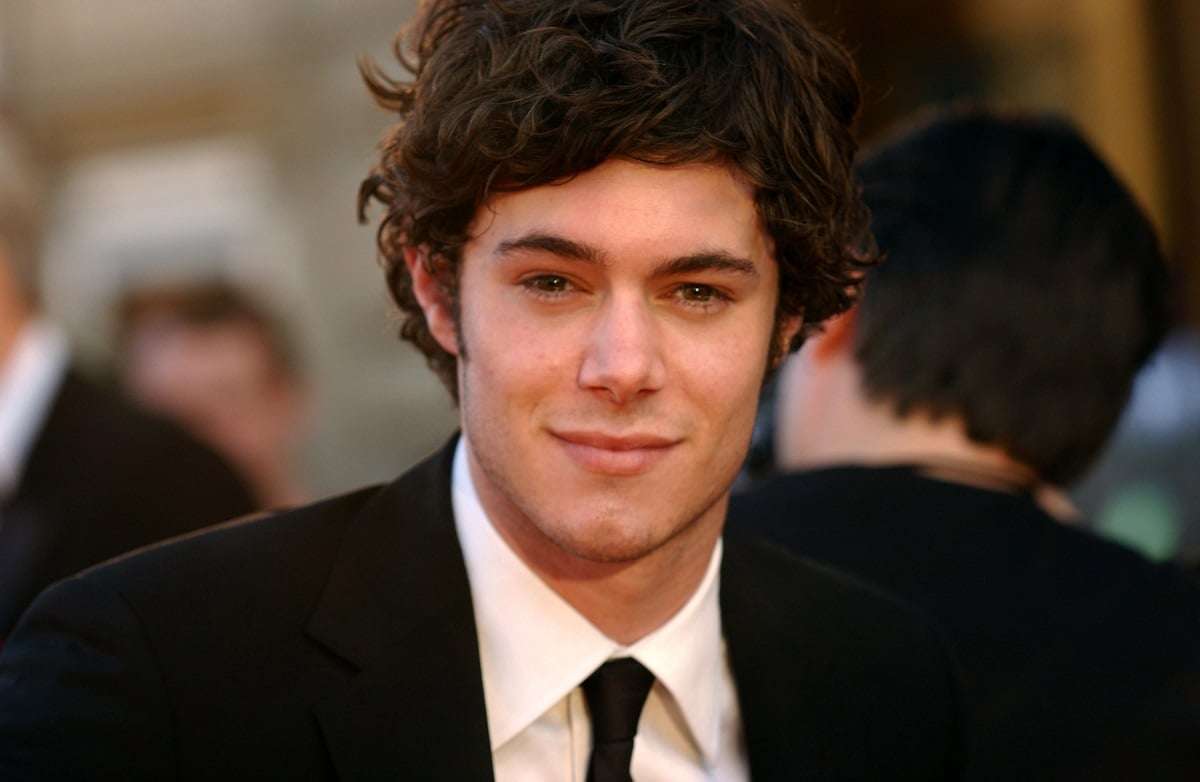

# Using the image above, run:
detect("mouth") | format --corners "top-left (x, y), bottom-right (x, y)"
top-left (551, 430), bottom-right (680, 476)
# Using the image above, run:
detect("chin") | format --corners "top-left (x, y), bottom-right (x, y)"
top-left (550, 513), bottom-right (667, 564)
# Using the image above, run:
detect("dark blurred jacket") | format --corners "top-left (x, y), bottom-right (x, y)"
top-left (0, 368), bottom-right (256, 639)
top-left (733, 465), bottom-right (1200, 781)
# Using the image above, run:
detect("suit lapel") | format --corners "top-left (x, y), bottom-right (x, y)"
top-left (721, 528), bottom-right (868, 780)
top-left (307, 439), bottom-right (495, 781)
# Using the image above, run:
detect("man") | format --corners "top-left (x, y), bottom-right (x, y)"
top-left (733, 107), bottom-right (1200, 780)
top-left (115, 281), bottom-right (311, 510)
top-left (0, 119), bottom-right (255, 643)
top-left (0, 2), bottom-right (963, 779)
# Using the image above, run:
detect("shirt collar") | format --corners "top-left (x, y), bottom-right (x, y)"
top-left (451, 436), bottom-right (727, 765)
top-left (0, 319), bottom-right (68, 494)
top-left (626, 539), bottom-right (726, 765)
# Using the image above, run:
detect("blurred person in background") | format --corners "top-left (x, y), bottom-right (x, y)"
top-left (114, 281), bottom-right (312, 510)
top-left (0, 118), bottom-right (255, 644)
top-left (732, 106), bottom-right (1200, 780)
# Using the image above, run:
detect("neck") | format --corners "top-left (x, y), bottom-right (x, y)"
top-left (534, 529), bottom-right (719, 646)
top-left (778, 356), bottom-right (1039, 492)
top-left (237, 455), bottom-right (309, 511)
top-left (494, 510), bottom-right (722, 646)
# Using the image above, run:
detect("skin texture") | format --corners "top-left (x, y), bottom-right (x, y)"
top-left (410, 158), bottom-right (797, 642)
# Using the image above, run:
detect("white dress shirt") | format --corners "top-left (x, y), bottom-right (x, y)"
top-left (451, 437), bottom-right (750, 782)
top-left (0, 320), bottom-right (68, 499)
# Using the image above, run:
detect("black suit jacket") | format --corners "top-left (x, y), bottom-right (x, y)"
top-left (733, 465), bottom-right (1200, 781)
top-left (0, 441), bottom-right (962, 780)
top-left (0, 369), bottom-right (256, 638)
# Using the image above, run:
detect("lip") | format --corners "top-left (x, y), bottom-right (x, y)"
top-left (552, 430), bottom-right (679, 475)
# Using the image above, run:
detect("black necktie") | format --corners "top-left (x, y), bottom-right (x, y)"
top-left (581, 658), bottom-right (656, 782)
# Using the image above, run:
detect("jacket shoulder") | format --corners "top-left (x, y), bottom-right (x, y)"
top-left (721, 527), bottom-right (965, 780)
top-left (77, 485), bottom-right (383, 601)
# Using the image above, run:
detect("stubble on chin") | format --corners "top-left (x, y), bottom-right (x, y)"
top-left (513, 486), bottom-right (728, 580)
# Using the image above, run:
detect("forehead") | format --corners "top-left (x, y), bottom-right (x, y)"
top-left (466, 158), bottom-right (773, 265)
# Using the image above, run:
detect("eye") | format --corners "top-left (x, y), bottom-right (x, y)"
top-left (679, 284), bottom-right (718, 303)
top-left (529, 275), bottom-right (568, 292)
top-left (672, 283), bottom-right (730, 311)
top-left (520, 273), bottom-right (576, 300)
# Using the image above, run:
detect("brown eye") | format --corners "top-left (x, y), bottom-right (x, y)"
top-left (528, 275), bottom-right (569, 293)
top-left (680, 284), bottom-right (716, 302)
top-left (521, 274), bottom-right (578, 301)
top-left (672, 282), bottom-right (731, 313)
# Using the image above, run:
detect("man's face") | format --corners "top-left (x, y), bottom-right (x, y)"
top-left (123, 321), bottom-right (304, 473)
top-left (416, 158), bottom-right (793, 577)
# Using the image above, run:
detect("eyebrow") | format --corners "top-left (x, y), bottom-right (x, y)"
top-left (496, 233), bottom-right (603, 264)
top-left (654, 253), bottom-right (759, 279)
top-left (494, 231), bottom-right (761, 280)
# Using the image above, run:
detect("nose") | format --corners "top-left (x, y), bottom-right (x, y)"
top-left (578, 294), bottom-right (666, 404)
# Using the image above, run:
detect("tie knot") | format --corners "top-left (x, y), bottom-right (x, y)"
top-left (582, 657), bottom-right (656, 744)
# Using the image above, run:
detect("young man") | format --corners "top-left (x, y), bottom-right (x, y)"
top-left (734, 107), bottom-right (1200, 780)
top-left (0, 2), bottom-right (962, 779)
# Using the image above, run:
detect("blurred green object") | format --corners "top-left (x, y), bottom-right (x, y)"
top-left (1094, 482), bottom-right (1183, 561)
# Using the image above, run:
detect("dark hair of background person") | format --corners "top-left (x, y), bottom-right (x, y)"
top-left (114, 281), bottom-right (302, 383)
top-left (853, 106), bottom-right (1171, 485)
top-left (357, 0), bottom-right (877, 401)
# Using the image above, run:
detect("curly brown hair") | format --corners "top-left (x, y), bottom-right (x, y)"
top-left (358, 0), bottom-right (876, 401)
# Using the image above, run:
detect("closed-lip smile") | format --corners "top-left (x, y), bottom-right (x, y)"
top-left (551, 430), bottom-right (679, 475)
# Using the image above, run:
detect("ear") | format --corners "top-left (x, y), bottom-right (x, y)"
top-left (805, 306), bottom-right (858, 363)
top-left (405, 247), bottom-right (460, 356)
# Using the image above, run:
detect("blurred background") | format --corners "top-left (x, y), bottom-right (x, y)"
top-left (0, 1), bottom-right (1195, 543)
top-left (0, 0), bottom-right (449, 497)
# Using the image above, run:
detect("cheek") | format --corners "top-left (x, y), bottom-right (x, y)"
top-left (461, 319), bottom-right (575, 403)
top-left (686, 336), bottom-right (771, 423)
top-left (471, 297), bottom-right (579, 364)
